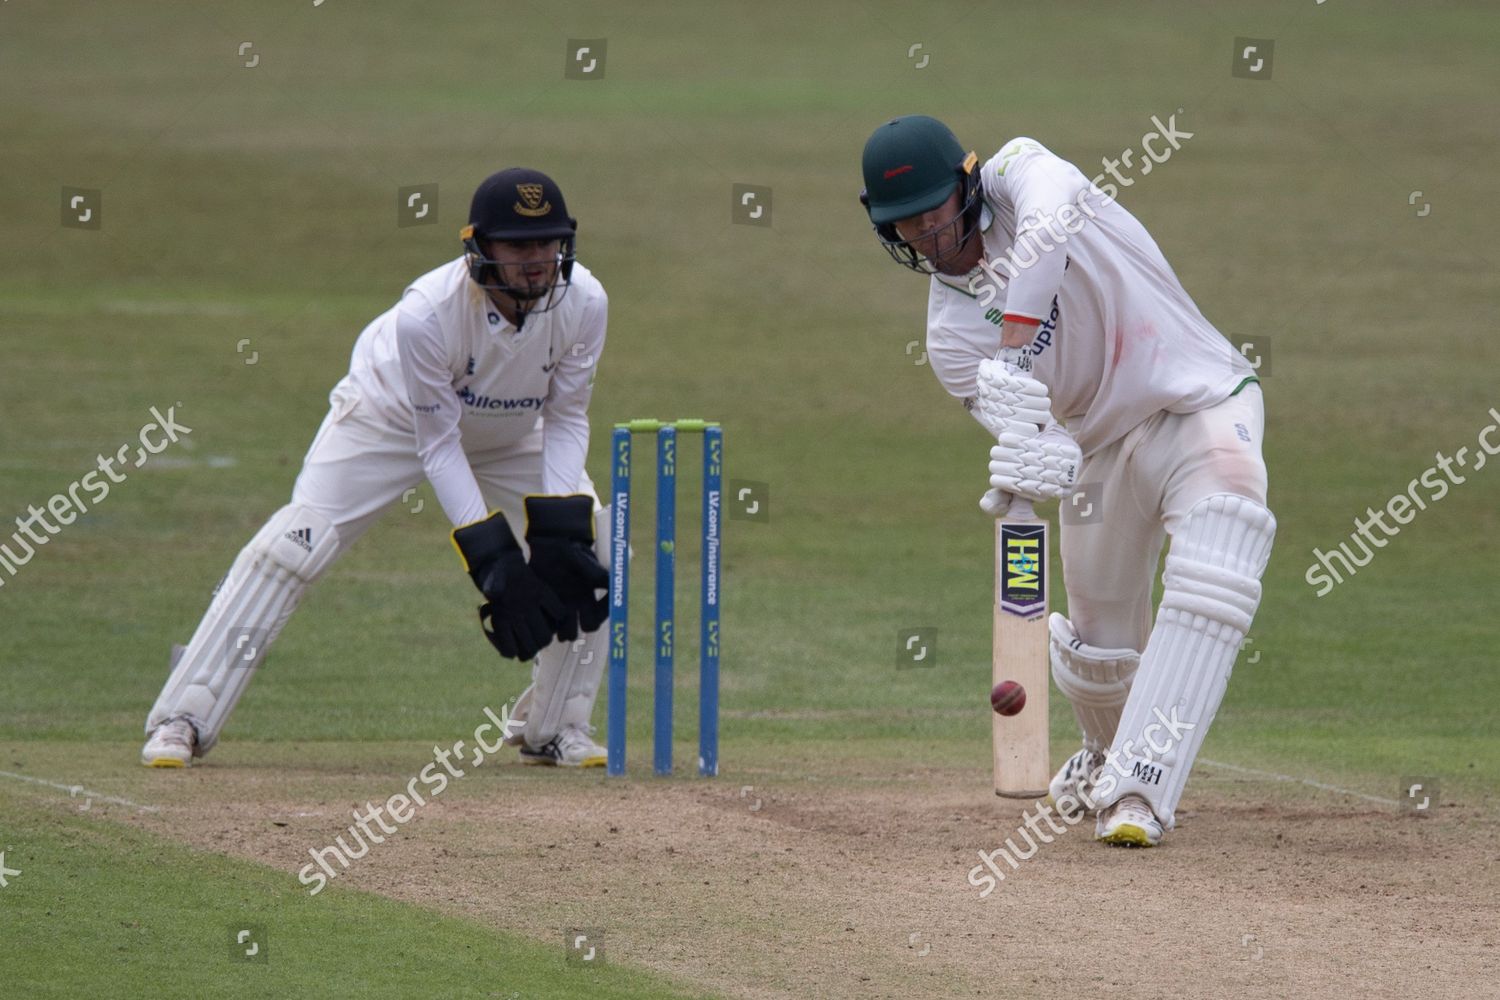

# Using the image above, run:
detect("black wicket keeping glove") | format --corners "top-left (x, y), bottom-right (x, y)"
top-left (523, 495), bottom-right (610, 643)
top-left (451, 510), bottom-right (565, 662)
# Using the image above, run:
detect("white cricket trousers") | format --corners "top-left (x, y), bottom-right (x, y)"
top-left (1060, 384), bottom-right (1268, 650)
top-left (145, 376), bottom-right (602, 752)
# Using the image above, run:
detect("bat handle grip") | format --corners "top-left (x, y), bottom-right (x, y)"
top-left (1005, 495), bottom-right (1036, 521)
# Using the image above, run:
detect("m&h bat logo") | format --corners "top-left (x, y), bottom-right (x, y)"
top-left (1000, 523), bottom-right (1046, 618)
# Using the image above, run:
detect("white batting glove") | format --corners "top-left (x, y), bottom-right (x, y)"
top-left (988, 423), bottom-right (1081, 502)
top-left (974, 357), bottom-right (1053, 439)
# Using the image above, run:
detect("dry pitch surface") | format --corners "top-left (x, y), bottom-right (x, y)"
top-left (23, 745), bottom-right (1493, 1000)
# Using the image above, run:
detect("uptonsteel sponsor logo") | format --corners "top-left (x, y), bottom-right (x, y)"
top-left (972, 294), bottom-right (1062, 355)
top-left (1021, 296), bottom-right (1060, 360)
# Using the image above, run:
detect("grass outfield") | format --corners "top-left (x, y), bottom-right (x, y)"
top-left (0, 790), bottom-right (709, 999)
top-left (1, 1), bottom-right (1497, 995)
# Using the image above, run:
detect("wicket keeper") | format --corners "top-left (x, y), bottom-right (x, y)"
top-left (142, 168), bottom-right (613, 769)
top-left (859, 117), bottom-right (1275, 846)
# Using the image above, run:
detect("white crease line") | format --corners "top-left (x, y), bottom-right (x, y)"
top-left (0, 768), bottom-right (161, 812)
top-left (1199, 758), bottom-right (1399, 807)
top-left (0, 761), bottom-right (1402, 812)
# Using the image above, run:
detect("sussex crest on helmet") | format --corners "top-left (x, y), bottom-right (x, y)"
top-left (515, 183), bottom-right (551, 217)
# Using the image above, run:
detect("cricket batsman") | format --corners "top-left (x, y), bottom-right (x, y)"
top-left (859, 117), bottom-right (1275, 846)
top-left (142, 167), bottom-right (613, 769)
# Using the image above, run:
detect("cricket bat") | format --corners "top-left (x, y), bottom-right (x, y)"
top-left (993, 496), bottom-right (1051, 797)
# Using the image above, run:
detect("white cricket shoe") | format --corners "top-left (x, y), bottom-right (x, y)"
top-left (1095, 794), bottom-right (1164, 847)
top-left (519, 726), bottom-right (607, 768)
top-left (1048, 747), bottom-right (1106, 817)
top-left (141, 717), bottom-right (197, 768)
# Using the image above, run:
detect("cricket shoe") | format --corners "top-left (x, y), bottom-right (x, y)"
top-left (520, 726), bottom-right (607, 768)
top-left (141, 717), bottom-right (197, 768)
top-left (1048, 747), bottom-right (1106, 817)
top-left (1095, 794), bottom-right (1164, 847)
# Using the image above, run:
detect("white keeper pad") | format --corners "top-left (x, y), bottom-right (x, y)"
top-left (146, 504), bottom-right (341, 752)
top-left (1049, 613), bottom-right (1140, 753)
top-left (1094, 493), bottom-right (1275, 828)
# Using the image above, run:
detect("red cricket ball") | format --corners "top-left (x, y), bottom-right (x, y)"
top-left (990, 680), bottom-right (1026, 716)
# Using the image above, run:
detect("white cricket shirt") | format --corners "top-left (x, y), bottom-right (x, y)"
top-left (924, 138), bottom-right (1255, 456)
top-left (345, 257), bottom-right (607, 526)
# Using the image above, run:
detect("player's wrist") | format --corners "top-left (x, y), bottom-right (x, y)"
top-left (523, 494), bottom-right (596, 542)
top-left (996, 344), bottom-right (1033, 374)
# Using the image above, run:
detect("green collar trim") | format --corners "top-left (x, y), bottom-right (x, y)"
top-left (934, 274), bottom-right (979, 298)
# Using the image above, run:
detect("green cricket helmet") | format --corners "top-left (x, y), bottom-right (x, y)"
top-left (859, 115), bottom-right (982, 274)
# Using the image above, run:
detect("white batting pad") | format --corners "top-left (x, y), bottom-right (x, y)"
top-left (522, 505), bottom-right (609, 745)
top-left (146, 504), bottom-right (341, 752)
top-left (1096, 493), bottom-right (1275, 828)
top-left (1049, 613), bottom-right (1140, 753)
